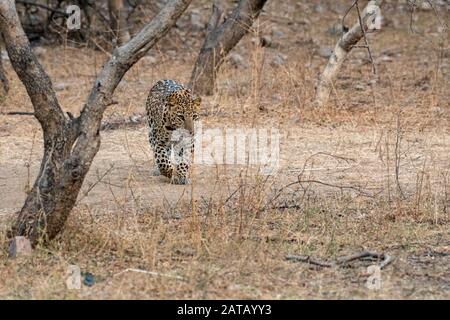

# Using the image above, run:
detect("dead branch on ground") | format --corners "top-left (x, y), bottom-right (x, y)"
top-left (286, 250), bottom-right (393, 269)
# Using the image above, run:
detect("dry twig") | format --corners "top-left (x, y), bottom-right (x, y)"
top-left (286, 250), bottom-right (393, 269)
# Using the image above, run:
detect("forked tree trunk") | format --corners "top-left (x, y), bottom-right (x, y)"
top-left (0, 0), bottom-right (192, 247)
top-left (315, 0), bottom-right (383, 107)
top-left (189, 0), bottom-right (267, 96)
top-left (108, 0), bottom-right (131, 45)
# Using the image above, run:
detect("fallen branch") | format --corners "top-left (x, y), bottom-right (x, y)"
top-left (284, 179), bottom-right (374, 198)
top-left (5, 111), bottom-right (34, 115)
top-left (286, 250), bottom-right (393, 269)
top-left (100, 115), bottom-right (145, 131)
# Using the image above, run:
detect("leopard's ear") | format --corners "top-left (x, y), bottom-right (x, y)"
top-left (193, 96), bottom-right (201, 107)
top-left (166, 93), bottom-right (178, 108)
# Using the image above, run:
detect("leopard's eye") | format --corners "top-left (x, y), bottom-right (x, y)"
top-left (178, 115), bottom-right (185, 121)
top-left (193, 113), bottom-right (199, 121)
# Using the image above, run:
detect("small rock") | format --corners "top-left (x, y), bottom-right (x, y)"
top-left (8, 236), bottom-right (32, 258)
top-left (355, 84), bottom-right (365, 91)
top-left (318, 46), bottom-right (333, 59)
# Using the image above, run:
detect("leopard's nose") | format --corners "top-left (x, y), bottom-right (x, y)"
top-left (184, 118), bottom-right (194, 134)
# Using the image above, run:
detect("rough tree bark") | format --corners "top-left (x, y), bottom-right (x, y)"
top-left (108, 0), bottom-right (131, 45)
top-left (189, 0), bottom-right (267, 96)
top-left (0, 0), bottom-right (192, 247)
top-left (0, 52), bottom-right (8, 101)
top-left (315, 0), bottom-right (383, 107)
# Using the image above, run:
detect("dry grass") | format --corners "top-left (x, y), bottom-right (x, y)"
top-left (0, 1), bottom-right (449, 299)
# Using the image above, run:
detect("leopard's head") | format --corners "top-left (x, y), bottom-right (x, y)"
top-left (165, 88), bottom-right (201, 134)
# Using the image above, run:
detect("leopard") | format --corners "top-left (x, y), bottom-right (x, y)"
top-left (145, 79), bottom-right (201, 185)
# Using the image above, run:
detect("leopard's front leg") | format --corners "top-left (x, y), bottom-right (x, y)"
top-left (171, 147), bottom-right (192, 185)
top-left (154, 144), bottom-right (173, 179)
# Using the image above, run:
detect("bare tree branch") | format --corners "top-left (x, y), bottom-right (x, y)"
top-left (0, 1), bottom-right (67, 133)
top-left (355, 0), bottom-right (377, 74)
top-left (108, 0), bottom-right (131, 46)
top-left (315, 0), bottom-right (383, 107)
top-left (189, 0), bottom-right (267, 95)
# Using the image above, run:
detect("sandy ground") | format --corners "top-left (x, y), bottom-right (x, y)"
top-left (1, 121), bottom-right (448, 217)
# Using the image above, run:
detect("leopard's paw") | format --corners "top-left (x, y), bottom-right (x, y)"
top-left (171, 175), bottom-right (190, 185)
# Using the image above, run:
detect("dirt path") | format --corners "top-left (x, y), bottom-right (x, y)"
top-left (1, 123), bottom-right (448, 217)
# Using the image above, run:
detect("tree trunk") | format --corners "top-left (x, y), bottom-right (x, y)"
top-left (0, 52), bottom-right (8, 101)
top-left (189, 0), bottom-right (267, 96)
top-left (108, 0), bottom-right (131, 46)
top-left (315, 0), bottom-right (383, 107)
top-left (0, 0), bottom-right (192, 247)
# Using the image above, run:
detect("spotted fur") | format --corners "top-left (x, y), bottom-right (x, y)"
top-left (145, 80), bottom-right (200, 184)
